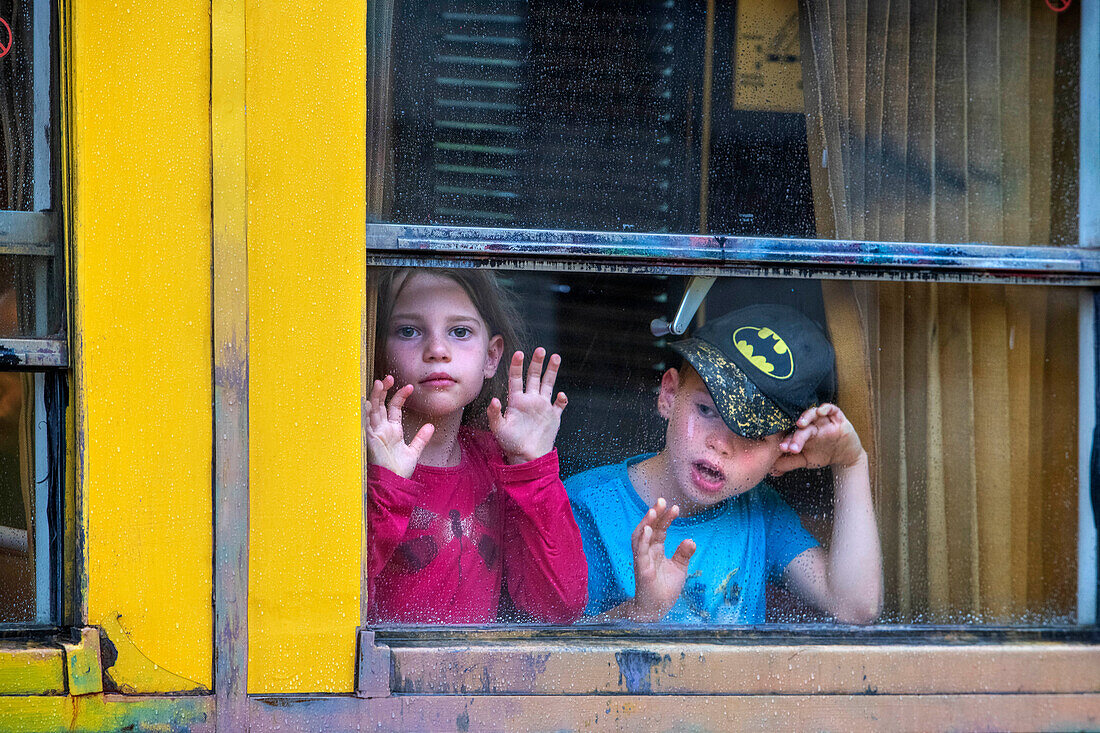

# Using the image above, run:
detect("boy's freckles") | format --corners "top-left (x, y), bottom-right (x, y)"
top-left (657, 367), bottom-right (785, 514)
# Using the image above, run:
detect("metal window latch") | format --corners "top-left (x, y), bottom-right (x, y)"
top-left (356, 629), bottom-right (392, 698)
top-left (650, 276), bottom-right (717, 337)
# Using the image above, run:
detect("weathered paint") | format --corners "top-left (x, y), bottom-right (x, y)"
top-left (71, 0), bottom-right (213, 690)
top-left (245, 0), bottom-right (366, 693)
top-left (0, 694), bottom-right (213, 733)
top-left (212, 0), bottom-right (250, 728)
top-left (1, 628), bottom-right (98, 698)
top-left (0, 641), bottom-right (65, 695)
top-left (58, 628), bottom-right (102, 697)
top-left (386, 641), bottom-right (1100, 696)
top-left (58, 3), bottom-right (81, 633)
top-left (98, 615), bottom-right (206, 695)
top-left (365, 222), bottom-right (1100, 284)
top-left (244, 693), bottom-right (1100, 732)
top-left (0, 338), bottom-right (67, 368)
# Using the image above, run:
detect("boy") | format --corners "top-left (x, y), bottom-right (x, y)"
top-left (567, 304), bottom-right (883, 623)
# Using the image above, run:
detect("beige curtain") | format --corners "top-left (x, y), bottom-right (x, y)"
top-left (799, 0), bottom-right (1079, 621)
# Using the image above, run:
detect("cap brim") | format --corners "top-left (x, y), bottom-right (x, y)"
top-left (671, 338), bottom-right (792, 439)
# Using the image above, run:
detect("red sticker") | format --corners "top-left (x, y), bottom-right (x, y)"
top-left (0, 18), bottom-right (11, 60)
top-left (1045, 0), bottom-right (1072, 12)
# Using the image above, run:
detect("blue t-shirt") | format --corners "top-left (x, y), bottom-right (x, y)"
top-left (566, 454), bottom-right (819, 623)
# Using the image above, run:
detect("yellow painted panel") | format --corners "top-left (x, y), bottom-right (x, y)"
top-left (0, 641), bottom-right (65, 695)
top-left (245, 1), bottom-right (366, 692)
top-left (71, 2), bottom-right (213, 688)
top-left (0, 694), bottom-right (213, 733)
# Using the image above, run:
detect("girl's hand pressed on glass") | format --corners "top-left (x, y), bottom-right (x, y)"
top-left (366, 374), bottom-right (435, 479)
top-left (488, 347), bottom-right (568, 464)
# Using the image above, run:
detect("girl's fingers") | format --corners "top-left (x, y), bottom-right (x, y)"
top-left (369, 377), bottom-right (387, 412)
top-left (369, 377), bottom-right (395, 429)
top-left (553, 392), bottom-right (568, 413)
top-left (540, 353), bottom-right (562, 397)
top-left (526, 347), bottom-right (546, 393)
top-left (487, 397), bottom-right (503, 432)
top-left (388, 384), bottom-right (414, 423)
top-left (508, 351), bottom-right (525, 395)
top-left (408, 422), bottom-right (435, 456)
top-left (368, 381), bottom-right (383, 428)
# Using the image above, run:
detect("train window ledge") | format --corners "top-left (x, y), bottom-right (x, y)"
top-left (0, 627), bottom-right (101, 697)
top-left (356, 626), bottom-right (1100, 697)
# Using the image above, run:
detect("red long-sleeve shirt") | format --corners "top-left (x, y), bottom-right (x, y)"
top-left (367, 428), bottom-right (587, 623)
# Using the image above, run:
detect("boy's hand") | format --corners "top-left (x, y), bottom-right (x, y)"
top-left (488, 348), bottom-right (568, 464)
top-left (772, 403), bottom-right (865, 475)
top-left (628, 498), bottom-right (696, 622)
top-left (366, 375), bottom-right (434, 479)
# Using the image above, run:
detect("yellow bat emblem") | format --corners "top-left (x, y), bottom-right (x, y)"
top-left (733, 326), bottom-right (794, 379)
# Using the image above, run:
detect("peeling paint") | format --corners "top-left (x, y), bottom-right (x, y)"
top-left (615, 649), bottom-right (662, 693)
top-left (99, 615), bottom-right (208, 694)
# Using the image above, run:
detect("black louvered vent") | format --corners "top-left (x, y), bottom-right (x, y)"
top-left (394, 0), bottom-right (685, 231)
top-left (427, 4), bottom-right (529, 224)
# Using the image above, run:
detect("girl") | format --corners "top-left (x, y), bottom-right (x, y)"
top-left (366, 268), bottom-right (588, 623)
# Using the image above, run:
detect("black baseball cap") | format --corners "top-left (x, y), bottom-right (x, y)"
top-left (670, 304), bottom-right (836, 439)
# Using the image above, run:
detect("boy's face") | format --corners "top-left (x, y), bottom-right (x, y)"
top-left (657, 366), bottom-right (785, 514)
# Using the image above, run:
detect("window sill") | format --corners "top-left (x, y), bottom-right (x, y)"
top-left (0, 628), bottom-right (102, 696)
top-left (360, 626), bottom-right (1100, 696)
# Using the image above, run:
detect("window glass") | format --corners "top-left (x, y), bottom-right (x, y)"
top-left (367, 266), bottom-right (1087, 627)
top-left (0, 0), bottom-right (41, 212)
top-left (0, 255), bottom-right (62, 339)
top-left (371, 0), bottom-right (1081, 246)
top-left (0, 0), bottom-right (62, 340)
top-left (0, 0), bottom-right (63, 628)
top-left (0, 372), bottom-right (56, 625)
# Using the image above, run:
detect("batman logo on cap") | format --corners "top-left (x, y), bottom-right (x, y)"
top-left (733, 326), bottom-right (794, 380)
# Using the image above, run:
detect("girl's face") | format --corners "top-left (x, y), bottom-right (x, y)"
top-left (384, 273), bottom-right (504, 420)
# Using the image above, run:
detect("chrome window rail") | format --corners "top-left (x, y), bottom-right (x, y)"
top-left (0, 338), bottom-right (68, 369)
top-left (0, 211), bottom-right (57, 257)
top-left (0, 210), bottom-right (65, 366)
top-left (367, 223), bottom-right (1100, 285)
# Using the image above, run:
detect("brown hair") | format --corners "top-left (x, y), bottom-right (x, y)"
top-left (373, 267), bottom-right (524, 426)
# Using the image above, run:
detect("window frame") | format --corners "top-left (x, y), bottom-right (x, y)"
top-left (358, 233), bottom-right (1100, 696)
top-left (0, 0), bottom-right (68, 633)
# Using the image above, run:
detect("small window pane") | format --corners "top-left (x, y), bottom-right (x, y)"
top-left (0, 372), bottom-right (55, 625)
top-left (0, 255), bottom-right (63, 339)
top-left (0, 0), bottom-right (45, 212)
